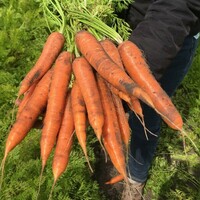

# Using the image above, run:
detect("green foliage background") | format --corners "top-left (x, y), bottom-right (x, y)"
top-left (0, 0), bottom-right (200, 200)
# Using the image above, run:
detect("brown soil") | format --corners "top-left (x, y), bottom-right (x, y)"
top-left (92, 142), bottom-right (125, 200)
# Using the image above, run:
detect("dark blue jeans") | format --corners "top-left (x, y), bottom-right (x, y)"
top-left (127, 34), bottom-right (199, 183)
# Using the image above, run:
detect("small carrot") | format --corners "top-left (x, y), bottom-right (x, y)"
top-left (18, 32), bottom-right (65, 96)
top-left (105, 174), bottom-right (124, 185)
top-left (96, 74), bottom-right (127, 182)
top-left (111, 91), bottom-right (130, 150)
top-left (75, 30), bottom-right (153, 108)
top-left (128, 97), bottom-right (143, 119)
top-left (48, 90), bottom-right (75, 198)
top-left (100, 39), bottom-right (131, 103)
top-left (72, 56), bottom-right (104, 142)
top-left (71, 81), bottom-right (93, 173)
top-left (0, 69), bottom-right (52, 190)
top-left (40, 51), bottom-right (72, 171)
top-left (118, 41), bottom-right (183, 130)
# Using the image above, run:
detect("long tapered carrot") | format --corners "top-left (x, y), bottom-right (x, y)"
top-left (72, 56), bottom-right (104, 142)
top-left (111, 91), bottom-right (130, 150)
top-left (96, 73), bottom-right (127, 182)
top-left (71, 81), bottom-right (93, 172)
top-left (18, 32), bottom-right (65, 96)
top-left (100, 39), bottom-right (130, 148)
top-left (40, 51), bottom-right (72, 171)
top-left (52, 90), bottom-right (74, 181)
top-left (0, 69), bottom-right (52, 190)
top-left (100, 39), bottom-right (153, 139)
top-left (75, 30), bottom-right (153, 108)
top-left (118, 41), bottom-right (183, 130)
top-left (49, 90), bottom-right (75, 194)
top-left (3, 69), bottom-right (52, 160)
top-left (100, 39), bottom-right (131, 103)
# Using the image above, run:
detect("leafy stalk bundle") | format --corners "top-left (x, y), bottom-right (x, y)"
top-left (41, 0), bottom-right (133, 52)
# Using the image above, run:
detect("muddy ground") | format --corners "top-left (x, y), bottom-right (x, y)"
top-left (92, 142), bottom-right (125, 200)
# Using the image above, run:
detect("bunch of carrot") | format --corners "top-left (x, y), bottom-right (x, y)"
top-left (0, 29), bottom-right (183, 196)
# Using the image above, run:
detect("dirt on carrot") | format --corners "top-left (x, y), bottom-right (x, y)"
top-left (72, 56), bottom-right (104, 142)
top-left (71, 81), bottom-right (93, 173)
top-left (96, 73), bottom-right (127, 183)
top-left (118, 41), bottom-right (183, 130)
top-left (40, 51), bottom-right (73, 171)
top-left (18, 32), bottom-right (65, 96)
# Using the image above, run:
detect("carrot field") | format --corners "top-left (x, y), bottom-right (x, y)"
top-left (0, 1), bottom-right (200, 199)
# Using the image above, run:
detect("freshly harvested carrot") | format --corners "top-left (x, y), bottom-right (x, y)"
top-left (1, 69), bottom-right (52, 179)
top-left (100, 39), bottom-right (149, 139)
top-left (105, 174), bottom-right (124, 185)
top-left (75, 30), bottom-right (153, 108)
top-left (96, 74), bottom-right (127, 182)
top-left (16, 83), bottom-right (37, 118)
top-left (71, 81), bottom-right (93, 172)
top-left (118, 41), bottom-right (183, 130)
top-left (4, 70), bottom-right (52, 159)
top-left (72, 56), bottom-right (104, 142)
top-left (100, 38), bottom-right (123, 67)
top-left (100, 39), bottom-right (131, 103)
top-left (18, 32), bottom-right (65, 96)
top-left (40, 51), bottom-right (72, 171)
top-left (111, 91), bottom-right (130, 150)
top-left (101, 38), bottom-right (130, 148)
top-left (52, 90), bottom-right (75, 187)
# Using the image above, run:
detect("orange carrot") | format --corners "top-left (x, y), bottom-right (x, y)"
top-left (2, 69), bottom-right (52, 165)
top-left (96, 74), bottom-right (127, 182)
top-left (128, 97), bottom-right (143, 119)
top-left (118, 41), bottom-right (183, 130)
top-left (40, 51), bottom-right (72, 170)
top-left (105, 174), bottom-right (124, 185)
top-left (100, 39), bottom-right (131, 103)
top-left (100, 39), bottom-right (130, 148)
top-left (111, 91), bottom-right (130, 150)
top-left (71, 81), bottom-right (93, 172)
top-left (75, 30), bottom-right (153, 108)
top-left (0, 70), bottom-right (52, 191)
top-left (128, 97), bottom-right (152, 140)
top-left (107, 84), bottom-right (131, 103)
top-left (100, 38), bottom-right (123, 67)
top-left (72, 56), bottom-right (104, 142)
top-left (16, 83), bottom-right (37, 118)
top-left (18, 32), bottom-right (65, 96)
top-left (52, 90), bottom-right (75, 185)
